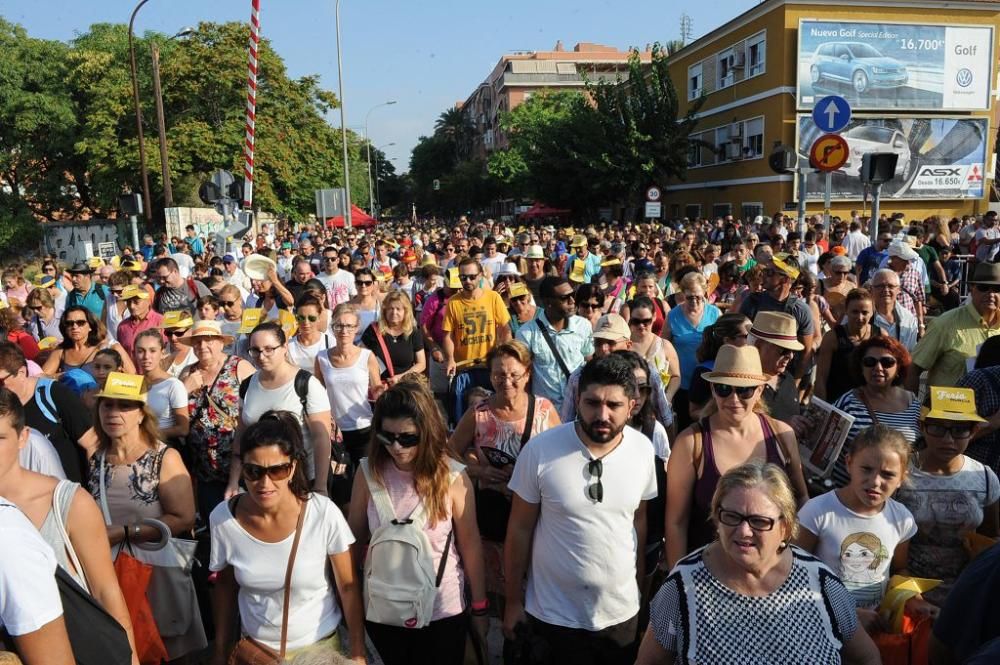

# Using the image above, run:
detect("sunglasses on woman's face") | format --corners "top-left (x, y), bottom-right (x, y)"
top-left (376, 430), bottom-right (421, 448)
top-left (712, 383), bottom-right (757, 399)
top-left (65, 319), bottom-right (89, 328)
top-left (357, 280), bottom-right (374, 286)
top-left (296, 314), bottom-right (319, 323)
top-left (862, 355), bottom-right (897, 369)
top-left (242, 461), bottom-right (294, 482)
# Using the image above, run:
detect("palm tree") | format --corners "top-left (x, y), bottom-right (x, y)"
top-left (434, 107), bottom-right (473, 160)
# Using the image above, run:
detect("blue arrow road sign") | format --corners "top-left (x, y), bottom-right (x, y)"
top-left (812, 95), bottom-right (852, 133)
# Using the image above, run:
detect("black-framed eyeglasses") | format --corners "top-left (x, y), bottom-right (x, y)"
top-left (376, 430), bottom-right (421, 448)
top-left (924, 423), bottom-right (974, 439)
top-left (712, 383), bottom-right (757, 399)
top-left (242, 462), bottom-right (294, 482)
top-left (249, 345), bottom-right (281, 357)
top-left (586, 458), bottom-right (603, 503)
top-left (862, 356), bottom-right (897, 369)
top-left (716, 508), bottom-right (780, 531)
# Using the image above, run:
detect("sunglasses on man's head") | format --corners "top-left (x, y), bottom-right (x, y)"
top-left (712, 383), bottom-right (757, 399)
top-left (242, 462), bottom-right (294, 482)
top-left (376, 431), bottom-right (421, 448)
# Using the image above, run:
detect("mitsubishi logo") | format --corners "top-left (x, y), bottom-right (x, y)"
top-left (956, 68), bottom-right (974, 88)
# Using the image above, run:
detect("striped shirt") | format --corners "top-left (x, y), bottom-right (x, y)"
top-left (829, 390), bottom-right (921, 487)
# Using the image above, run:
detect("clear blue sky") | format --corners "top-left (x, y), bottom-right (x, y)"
top-left (11, 0), bottom-right (756, 173)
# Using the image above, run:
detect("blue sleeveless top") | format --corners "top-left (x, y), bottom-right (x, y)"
top-left (668, 304), bottom-right (721, 389)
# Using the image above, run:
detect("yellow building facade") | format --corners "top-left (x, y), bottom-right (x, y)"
top-left (666, 0), bottom-right (999, 221)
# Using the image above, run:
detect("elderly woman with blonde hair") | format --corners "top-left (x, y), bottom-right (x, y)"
top-left (638, 461), bottom-right (880, 665)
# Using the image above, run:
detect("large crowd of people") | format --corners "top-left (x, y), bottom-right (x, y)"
top-left (2, 209), bottom-right (1000, 664)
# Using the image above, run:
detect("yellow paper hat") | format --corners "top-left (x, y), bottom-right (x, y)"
top-left (569, 261), bottom-right (587, 283)
top-left (600, 258), bottom-right (621, 268)
top-left (239, 308), bottom-right (265, 334)
top-left (119, 284), bottom-right (149, 300)
top-left (32, 274), bottom-right (56, 288)
top-left (38, 336), bottom-right (59, 350)
top-left (707, 272), bottom-right (720, 293)
top-left (109, 256), bottom-right (122, 269)
top-left (446, 267), bottom-right (461, 289)
top-left (94, 372), bottom-right (146, 403)
top-left (421, 254), bottom-right (438, 267)
top-left (771, 255), bottom-right (800, 280)
top-left (508, 282), bottom-right (530, 299)
top-left (277, 309), bottom-right (298, 337)
top-left (88, 257), bottom-right (105, 268)
top-left (160, 310), bottom-right (194, 329)
top-left (921, 386), bottom-right (986, 423)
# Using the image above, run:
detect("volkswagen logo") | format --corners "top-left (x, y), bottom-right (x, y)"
top-left (956, 68), bottom-right (974, 88)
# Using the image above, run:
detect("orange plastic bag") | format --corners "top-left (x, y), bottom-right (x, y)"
top-left (114, 550), bottom-right (168, 665)
top-left (872, 611), bottom-right (931, 665)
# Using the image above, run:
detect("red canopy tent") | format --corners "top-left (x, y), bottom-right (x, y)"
top-left (518, 203), bottom-right (571, 219)
top-left (326, 204), bottom-right (377, 228)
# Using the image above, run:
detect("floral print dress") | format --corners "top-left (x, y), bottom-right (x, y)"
top-left (187, 355), bottom-right (242, 483)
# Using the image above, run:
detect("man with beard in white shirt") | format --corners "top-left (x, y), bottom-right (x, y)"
top-left (505, 353), bottom-right (657, 665)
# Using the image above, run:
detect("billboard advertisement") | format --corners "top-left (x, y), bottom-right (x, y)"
top-left (797, 20), bottom-right (994, 111)
top-left (797, 116), bottom-right (989, 200)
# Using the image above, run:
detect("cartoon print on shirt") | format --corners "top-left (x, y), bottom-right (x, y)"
top-left (839, 532), bottom-right (889, 608)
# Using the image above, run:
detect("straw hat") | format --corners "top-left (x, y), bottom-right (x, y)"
top-left (244, 254), bottom-right (277, 281)
top-left (701, 345), bottom-right (771, 387)
top-left (921, 386), bottom-right (986, 423)
top-left (592, 314), bottom-right (630, 342)
top-left (750, 311), bottom-right (804, 351)
top-left (525, 245), bottom-right (545, 259)
top-left (94, 372), bottom-right (147, 403)
top-left (160, 311), bottom-right (194, 329)
top-left (174, 320), bottom-right (235, 345)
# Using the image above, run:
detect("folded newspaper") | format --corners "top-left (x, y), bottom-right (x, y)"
top-left (797, 397), bottom-right (855, 478)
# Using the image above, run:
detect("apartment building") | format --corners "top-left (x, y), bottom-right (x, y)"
top-left (665, 0), bottom-right (999, 221)
top-left (461, 42), bottom-right (652, 160)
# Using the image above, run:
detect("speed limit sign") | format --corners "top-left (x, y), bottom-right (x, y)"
top-left (645, 185), bottom-right (661, 202)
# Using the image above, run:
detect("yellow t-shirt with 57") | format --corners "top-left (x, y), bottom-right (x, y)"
top-left (442, 290), bottom-right (511, 364)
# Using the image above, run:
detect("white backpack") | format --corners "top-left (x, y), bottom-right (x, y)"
top-left (360, 458), bottom-right (461, 629)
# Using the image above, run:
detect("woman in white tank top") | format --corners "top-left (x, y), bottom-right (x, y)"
top-left (316, 304), bottom-right (383, 472)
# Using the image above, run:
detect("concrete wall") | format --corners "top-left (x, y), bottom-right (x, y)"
top-left (164, 207), bottom-right (276, 242)
top-left (42, 220), bottom-right (124, 265)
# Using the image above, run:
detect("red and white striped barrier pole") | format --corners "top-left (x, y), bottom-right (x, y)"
top-left (243, 0), bottom-right (260, 210)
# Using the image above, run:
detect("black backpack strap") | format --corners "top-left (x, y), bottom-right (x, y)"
top-left (238, 375), bottom-right (252, 401)
top-left (520, 396), bottom-right (536, 447)
top-left (537, 323), bottom-right (571, 379)
top-left (435, 528), bottom-right (453, 587)
top-left (293, 369), bottom-right (311, 419)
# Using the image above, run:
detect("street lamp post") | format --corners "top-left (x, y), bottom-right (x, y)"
top-left (151, 26), bottom-right (194, 209)
top-left (335, 0), bottom-right (351, 228)
top-left (365, 100), bottom-right (396, 217)
top-left (128, 0), bottom-right (154, 245)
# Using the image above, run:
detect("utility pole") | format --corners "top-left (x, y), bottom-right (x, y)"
top-left (680, 13), bottom-right (693, 46)
top-left (151, 43), bottom-right (172, 208)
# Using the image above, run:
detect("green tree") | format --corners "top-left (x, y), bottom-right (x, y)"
top-left (434, 107), bottom-right (472, 161)
top-left (586, 43), bottom-right (706, 210)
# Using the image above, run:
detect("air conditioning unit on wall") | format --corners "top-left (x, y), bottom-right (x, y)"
top-left (729, 52), bottom-right (746, 69)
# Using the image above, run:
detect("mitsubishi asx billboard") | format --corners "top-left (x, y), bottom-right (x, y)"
top-left (798, 19), bottom-right (994, 111)
top-left (797, 116), bottom-right (989, 200)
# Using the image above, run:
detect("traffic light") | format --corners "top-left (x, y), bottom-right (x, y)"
top-left (198, 181), bottom-right (222, 205)
top-left (768, 146), bottom-right (797, 174)
top-left (861, 153), bottom-right (899, 185)
top-left (227, 179), bottom-right (244, 202)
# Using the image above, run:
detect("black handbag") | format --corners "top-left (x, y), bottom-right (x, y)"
top-left (475, 397), bottom-right (535, 542)
top-left (55, 565), bottom-right (133, 665)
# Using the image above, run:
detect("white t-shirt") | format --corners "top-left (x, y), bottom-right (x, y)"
top-left (171, 253), bottom-right (195, 278)
top-left (317, 270), bottom-right (356, 309)
top-left (648, 421), bottom-right (671, 460)
top-left (147, 377), bottom-right (188, 431)
top-left (480, 253), bottom-right (508, 279)
top-left (21, 429), bottom-right (67, 479)
top-left (798, 490), bottom-right (917, 609)
top-left (507, 422), bottom-right (658, 630)
top-left (976, 227), bottom-right (1000, 262)
top-left (209, 494), bottom-right (355, 651)
top-left (0, 499), bottom-right (63, 636)
top-left (240, 373), bottom-right (330, 480)
top-left (288, 333), bottom-right (335, 372)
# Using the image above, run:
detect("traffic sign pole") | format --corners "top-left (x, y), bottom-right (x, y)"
top-left (825, 172), bottom-right (832, 226)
